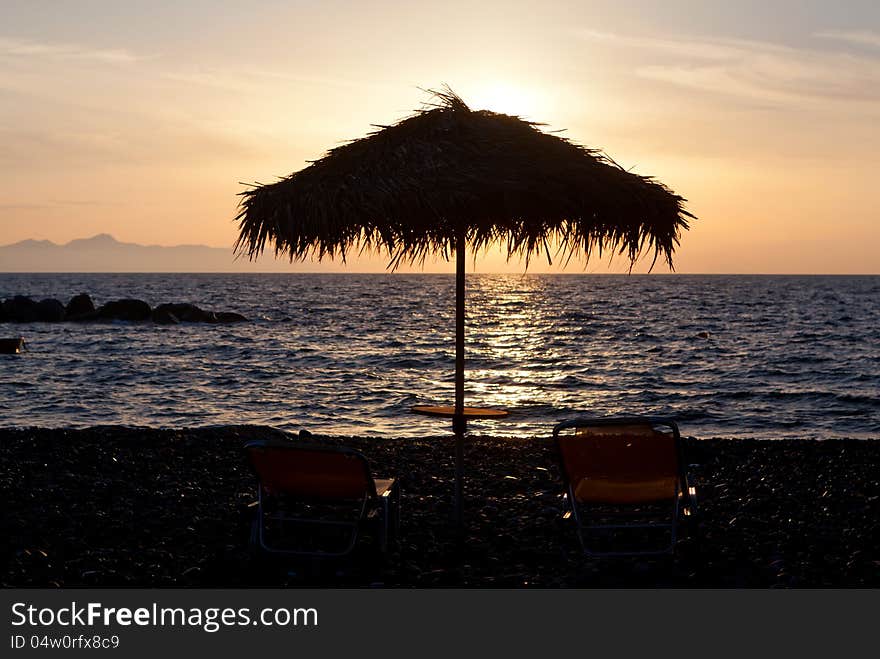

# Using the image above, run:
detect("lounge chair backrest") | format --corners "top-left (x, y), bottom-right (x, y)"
top-left (246, 442), bottom-right (373, 500)
top-left (555, 421), bottom-right (679, 504)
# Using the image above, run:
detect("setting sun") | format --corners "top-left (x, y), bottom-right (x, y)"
top-left (467, 82), bottom-right (543, 118)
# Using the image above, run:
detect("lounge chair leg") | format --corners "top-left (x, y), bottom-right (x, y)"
top-left (379, 498), bottom-right (390, 554)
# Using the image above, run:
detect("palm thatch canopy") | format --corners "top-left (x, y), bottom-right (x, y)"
top-left (235, 89), bottom-right (692, 269)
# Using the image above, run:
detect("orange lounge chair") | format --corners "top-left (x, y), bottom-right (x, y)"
top-left (552, 416), bottom-right (698, 557)
top-left (245, 439), bottom-right (400, 557)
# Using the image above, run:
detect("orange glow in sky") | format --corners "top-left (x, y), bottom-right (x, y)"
top-left (2, 2), bottom-right (878, 273)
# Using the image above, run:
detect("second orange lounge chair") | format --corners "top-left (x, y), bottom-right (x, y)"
top-left (552, 416), bottom-right (698, 557)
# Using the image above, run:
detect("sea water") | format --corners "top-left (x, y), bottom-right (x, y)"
top-left (1, 274), bottom-right (877, 440)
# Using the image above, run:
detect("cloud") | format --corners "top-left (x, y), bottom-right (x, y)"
top-left (0, 202), bottom-right (48, 210)
top-left (0, 37), bottom-right (143, 64)
top-left (0, 200), bottom-right (121, 211)
top-left (162, 67), bottom-right (387, 95)
top-left (576, 30), bottom-right (880, 107)
top-left (815, 29), bottom-right (880, 49)
top-left (49, 199), bottom-right (125, 207)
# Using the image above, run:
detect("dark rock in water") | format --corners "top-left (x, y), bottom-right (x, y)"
top-left (152, 304), bottom-right (246, 324)
top-left (97, 299), bottom-right (152, 322)
top-left (696, 331), bottom-right (711, 339)
top-left (152, 307), bottom-right (180, 325)
top-left (4, 293), bottom-right (246, 324)
top-left (35, 298), bottom-right (66, 322)
top-left (215, 311), bottom-right (247, 323)
top-left (65, 293), bottom-right (95, 318)
top-left (1, 296), bottom-right (39, 323)
top-left (0, 337), bottom-right (25, 354)
top-left (153, 303), bottom-right (213, 323)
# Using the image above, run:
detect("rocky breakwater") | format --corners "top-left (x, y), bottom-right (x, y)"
top-left (0, 294), bottom-right (247, 324)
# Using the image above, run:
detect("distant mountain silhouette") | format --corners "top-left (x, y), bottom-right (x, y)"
top-left (0, 234), bottom-right (319, 272)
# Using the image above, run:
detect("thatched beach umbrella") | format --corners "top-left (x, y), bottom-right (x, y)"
top-left (235, 88), bottom-right (692, 527)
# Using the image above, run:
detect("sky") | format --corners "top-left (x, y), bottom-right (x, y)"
top-left (1, 0), bottom-right (879, 273)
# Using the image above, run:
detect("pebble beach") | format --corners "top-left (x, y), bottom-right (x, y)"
top-left (2, 426), bottom-right (878, 587)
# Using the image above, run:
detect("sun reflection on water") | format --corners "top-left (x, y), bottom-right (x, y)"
top-left (461, 275), bottom-right (610, 432)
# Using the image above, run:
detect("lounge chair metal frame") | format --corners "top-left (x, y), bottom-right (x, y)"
top-left (245, 439), bottom-right (400, 558)
top-left (552, 416), bottom-right (697, 558)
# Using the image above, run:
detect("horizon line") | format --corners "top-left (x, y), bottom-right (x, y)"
top-left (1, 271), bottom-right (877, 276)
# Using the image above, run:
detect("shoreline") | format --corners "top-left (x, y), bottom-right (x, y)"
top-left (2, 426), bottom-right (878, 587)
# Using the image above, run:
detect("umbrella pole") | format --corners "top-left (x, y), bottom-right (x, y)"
top-left (453, 231), bottom-right (466, 530)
